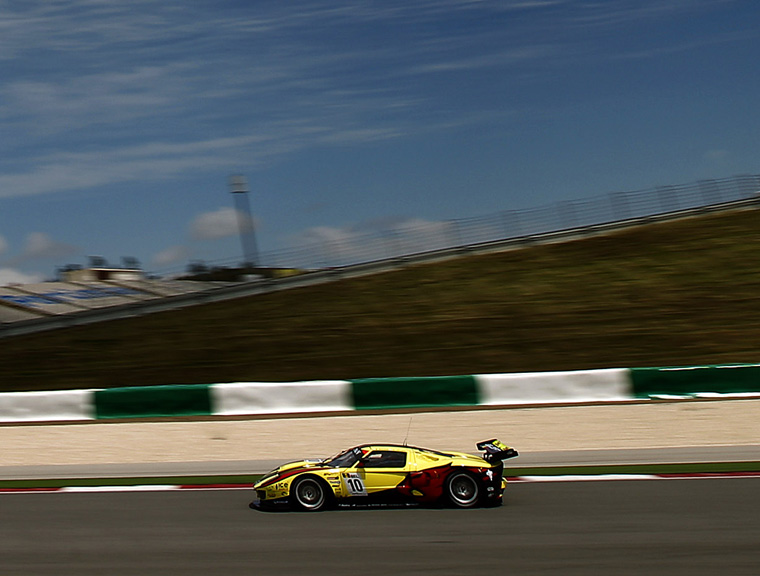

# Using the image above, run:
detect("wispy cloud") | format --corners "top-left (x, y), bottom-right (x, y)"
top-left (288, 217), bottom-right (459, 266)
top-left (20, 232), bottom-right (78, 261)
top-left (152, 245), bottom-right (189, 267)
top-left (0, 1), bottom-right (561, 162)
top-left (0, 0), bottom-right (752, 206)
top-left (2, 232), bottom-right (79, 267)
top-left (0, 115), bottom-right (421, 199)
top-left (408, 45), bottom-right (559, 74)
top-left (604, 29), bottom-right (759, 61)
top-left (565, 0), bottom-right (739, 28)
top-left (1, 64), bottom-right (199, 132)
top-left (704, 149), bottom-right (730, 162)
top-left (0, 142), bottom-right (239, 199)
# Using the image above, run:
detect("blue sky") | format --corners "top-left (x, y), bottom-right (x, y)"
top-left (1, 0), bottom-right (759, 283)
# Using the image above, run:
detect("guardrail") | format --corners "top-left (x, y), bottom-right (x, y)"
top-left (1, 179), bottom-right (759, 339)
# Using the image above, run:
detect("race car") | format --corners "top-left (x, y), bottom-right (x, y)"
top-left (251, 439), bottom-right (517, 511)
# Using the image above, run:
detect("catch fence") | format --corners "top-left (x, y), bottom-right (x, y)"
top-left (157, 173), bottom-right (760, 275)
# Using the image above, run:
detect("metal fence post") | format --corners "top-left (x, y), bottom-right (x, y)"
top-left (657, 186), bottom-right (678, 213)
top-left (698, 179), bottom-right (721, 205)
top-left (500, 210), bottom-right (522, 238)
top-left (447, 220), bottom-right (462, 248)
top-left (734, 174), bottom-right (760, 198)
top-left (557, 201), bottom-right (578, 230)
top-left (609, 192), bottom-right (630, 220)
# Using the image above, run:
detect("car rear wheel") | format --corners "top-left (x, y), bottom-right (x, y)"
top-left (291, 476), bottom-right (330, 512)
top-left (445, 470), bottom-right (480, 508)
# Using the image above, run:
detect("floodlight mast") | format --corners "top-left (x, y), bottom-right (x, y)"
top-left (228, 174), bottom-right (260, 269)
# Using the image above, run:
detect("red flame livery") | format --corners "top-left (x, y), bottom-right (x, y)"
top-left (251, 439), bottom-right (518, 511)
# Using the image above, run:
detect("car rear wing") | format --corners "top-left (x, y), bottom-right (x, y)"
top-left (477, 439), bottom-right (519, 463)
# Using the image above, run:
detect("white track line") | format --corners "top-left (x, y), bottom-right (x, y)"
top-left (2, 472), bottom-right (759, 494)
top-left (60, 485), bottom-right (179, 493)
top-left (514, 474), bottom-right (659, 482)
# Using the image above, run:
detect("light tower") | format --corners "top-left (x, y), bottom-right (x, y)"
top-left (228, 174), bottom-right (260, 269)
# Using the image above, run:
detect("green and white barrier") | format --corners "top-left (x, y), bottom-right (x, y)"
top-left (94, 384), bottom-right (213, 420)
top-left (2, 364), bottom-right (759, 423)
top-left (0, 389), bottom-right (95, 422)
top-left (630, 364), bottom-right (760, 397)
top-left (214, 380), bottom-right (353, 416)
top-left (351, 375), bottom-right (479, 410)
top-left (477, 368), bottom-right (631, 405)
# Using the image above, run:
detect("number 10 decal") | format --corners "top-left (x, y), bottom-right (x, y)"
top-left (344, 472), bottom-right (368, 496)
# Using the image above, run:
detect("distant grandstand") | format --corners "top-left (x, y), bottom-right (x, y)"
top-left (0, 262), bottom-right (228, 327)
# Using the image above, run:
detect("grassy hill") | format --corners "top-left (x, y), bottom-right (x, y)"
top-left (2, 206), bottom-right (760, 392)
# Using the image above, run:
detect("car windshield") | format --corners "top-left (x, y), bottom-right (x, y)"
top-left (323, 447), bottom-right (363, 468)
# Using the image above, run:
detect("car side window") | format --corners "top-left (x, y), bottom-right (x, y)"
top-left (362, 450), bottom-right (407, 468)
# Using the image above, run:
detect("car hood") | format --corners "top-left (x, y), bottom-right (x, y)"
top-left (270, 459), bottom-right (325, 474)
top-left (254, 459), bottom-right (327, 489)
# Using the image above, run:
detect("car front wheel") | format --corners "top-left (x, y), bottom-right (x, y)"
top-left (291, 476), bottom-right (330, 512)
top-left (445, 470), bottom-right (480, 508)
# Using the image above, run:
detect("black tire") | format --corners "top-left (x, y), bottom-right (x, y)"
top-left (445, 470), bottom-right (481, 508)
top-left (291, 476), bottom-right (330, 512)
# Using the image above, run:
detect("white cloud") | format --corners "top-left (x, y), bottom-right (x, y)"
top-left (0, 267), bottom-right (43, 286)
top-left (190, 207), bottom-right (251, 240)
top-left (290, 218), bottom-right (457, 267)
top-left (20, 232), bottom-right (78, 261)
top-left (300, 225), bottom-right (355, 245)
top-left (152, 245), bottom-right (189, 266)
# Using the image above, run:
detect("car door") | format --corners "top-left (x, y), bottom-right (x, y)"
top-left (355, 448), bottom-right (413, 493)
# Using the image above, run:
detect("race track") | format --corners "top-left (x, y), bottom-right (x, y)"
top-left (2, 478), bottom-right (759, 575)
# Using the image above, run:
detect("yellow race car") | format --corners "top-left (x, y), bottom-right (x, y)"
top-left (251, 439), bottom-right (517, 511)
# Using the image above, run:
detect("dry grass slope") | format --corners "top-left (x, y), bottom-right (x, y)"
top-left (2, 207), bottom-right (760, 391)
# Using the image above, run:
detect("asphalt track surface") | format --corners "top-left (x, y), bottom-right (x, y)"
top-left (2, 478), bottom-right (759, 575)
